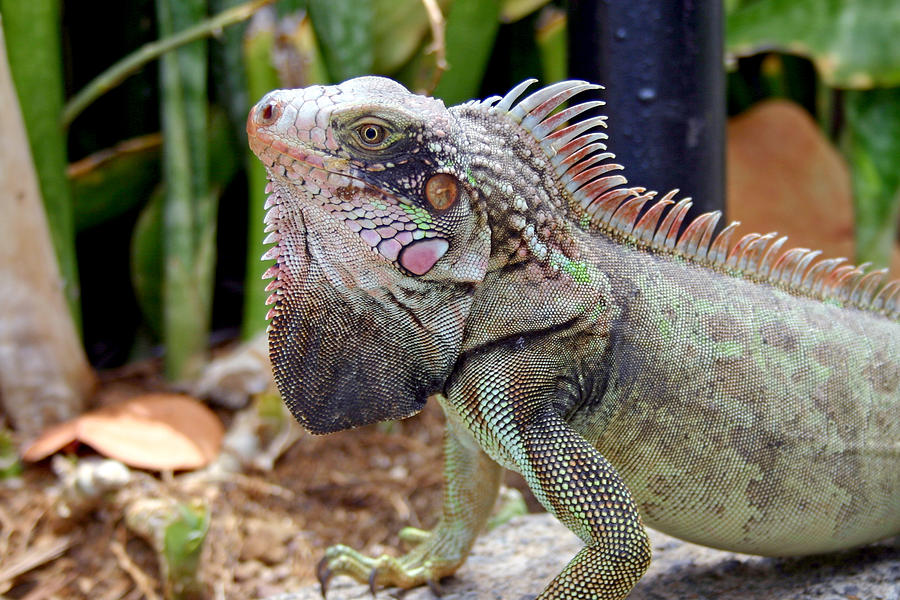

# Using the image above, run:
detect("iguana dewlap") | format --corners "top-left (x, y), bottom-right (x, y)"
top-left (247, 76), bottom-right (900, 599)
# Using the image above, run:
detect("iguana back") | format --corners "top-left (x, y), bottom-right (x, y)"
top-left (247, 76), bottom-right (900, 599)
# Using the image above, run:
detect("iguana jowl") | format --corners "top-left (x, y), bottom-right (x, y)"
top-left (247, 77), bottom-right (900, 599)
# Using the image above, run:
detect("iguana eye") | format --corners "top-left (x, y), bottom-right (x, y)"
top-left (356, 123), bottom-right (387, 146)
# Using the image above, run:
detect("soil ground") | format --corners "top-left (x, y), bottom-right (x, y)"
top-left (0, 360), bottom-right (538, 600)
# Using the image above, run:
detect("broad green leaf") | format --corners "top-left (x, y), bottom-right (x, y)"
top-left (727, 0), bottom-right (900, 88)
top-left (372, 0), bottom-right (451, 74)
top-left (307, 0), bottom-right (373, 81)
top-left (841, 88), bottom-right (900, 268)
top-left (70, 135), bottom-right (162, 232)
top-left (433, 0), bottom-right (502, 104)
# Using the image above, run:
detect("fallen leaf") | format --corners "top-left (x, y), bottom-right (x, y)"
top-left (23, 394), bottom-right (223, 470)
top-left (727, 99), bottom-right (855, 262)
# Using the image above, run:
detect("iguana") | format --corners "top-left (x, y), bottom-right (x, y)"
top-left (246, 76), bottom-right (900, 599)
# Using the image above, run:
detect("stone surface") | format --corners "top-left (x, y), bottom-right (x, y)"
top-left (263, 513), bottom-right (900, 600)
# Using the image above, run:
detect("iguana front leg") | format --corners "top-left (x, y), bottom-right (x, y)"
top-left (318, 395), bottom-right (502, 594)
top-left (448, 349), bottom-right (652, 600)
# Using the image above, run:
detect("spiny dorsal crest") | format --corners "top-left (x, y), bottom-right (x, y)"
top-left (471, 79), bottom-right (900, 320)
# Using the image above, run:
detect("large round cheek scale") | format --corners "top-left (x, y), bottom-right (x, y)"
top-left (399, 238), bottom-right (450, 275)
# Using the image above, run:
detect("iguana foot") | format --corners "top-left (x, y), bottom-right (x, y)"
top-left (316, 527), bottom-right (468, 597)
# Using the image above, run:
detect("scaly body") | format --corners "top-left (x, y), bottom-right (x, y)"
top-left (247, 77), bottom-right (900, 599)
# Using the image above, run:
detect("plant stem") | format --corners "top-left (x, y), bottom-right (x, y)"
top-left (63, 0), bottom-right (275, 128)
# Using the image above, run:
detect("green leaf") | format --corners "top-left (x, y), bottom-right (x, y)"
top-left (0, 430), bottom-right (23, 481)
top-left (372, 0), bottom-right (450, 74)
top-left (131, 187), bottom-right (165, 337)
top-left (433, 0), bottom-right (502, 105)
top-left (727, 0), bottom-right (900, 88)
top-left (162, 501), bottom-right (209, 600)
top-left (130, 111), bottom-right (238, 339)
top-left (307, 0), bottom-right (373, 81)
top-left (500, 0), bottom-right (551, 23)
top-left (536, 6), bottom-right (566, 84)
top-left (157, 0), bottom-right (214, 381)
top-left (70, 135), bottom-right (162, 232)
top-left (841, 88), bottom-right (900, 268)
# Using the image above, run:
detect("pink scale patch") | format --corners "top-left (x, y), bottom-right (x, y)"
top-left (378, 238), bottom-right (402, 261)
top-left (359, 228), bottom-right (381, 247)
top-left (376, 226), bottom-right (398, 239)
top-left (399, 238), bottom-right (449, 275)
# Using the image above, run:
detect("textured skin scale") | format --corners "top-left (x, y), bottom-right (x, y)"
top-left (247, 77), bottom-right (900, 599)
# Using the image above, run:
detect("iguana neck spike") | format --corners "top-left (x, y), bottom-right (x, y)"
top-left (488, 78), bottom-right (900, 319)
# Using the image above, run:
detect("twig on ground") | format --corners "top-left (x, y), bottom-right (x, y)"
top-left (110, 539), bottom-right (161, 600)
top-left (0, 536), bottom-right (71, 584)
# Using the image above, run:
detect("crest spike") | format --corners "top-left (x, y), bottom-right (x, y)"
top-left (566, 163), bottom-right (625, 194)
top-left (706, 221), bottom-right (740, 266)
top-left (532, 101), bottom-right (605, 140)
top-left (675, 211), bottom-right (721, 260)
top-left (512, 81), bottom-right (595, 123)
top-left (575, 174), bottom-right (629, 207)
top-left (821, 264), bottom-right (859, 299)
top-left (588, 187), bottom-right (639, 225)
top-left (610, 194), bottom-right (654, 234)
top-left (884, 284), bottom-right (900, 318)
top-left (561, 150), bottom-right (615, 179)
top-left (790, 250), bottom-right (822, 288)
top-left (542, 116), bottom-right (608, 150)
top-left (738, 232), bottom-right (777, 274)
top-left (493, 79), bottom-right (538, 114)
top-left (851, 268), bottom-right (888, 307)
top-left (757, 236), bottom-right (788, 278)
top-left (805, 258), bottom-right (847, 295)
top-left (873, 280), bottom-right (900, 311)
top-left (555, 142), bottom-right (609, 171)
top-left (769, 247), bottom-right (808, 284)
top-left (656, 198), bottom-right (692, 249)
top-left (552, 133), bottom-right (608, 166)
top-left (725, 233), bottom-right (761, 269)
top-left (632, 197), bottom-right (670, 243)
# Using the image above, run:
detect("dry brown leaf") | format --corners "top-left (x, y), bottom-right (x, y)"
top-left (23, 394), bottom-right (223, 470)
top-left (727, 99), bottom-right (855, 262)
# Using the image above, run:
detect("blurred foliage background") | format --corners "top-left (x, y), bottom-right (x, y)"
top-left (1, 0), bottom-right (898, 381)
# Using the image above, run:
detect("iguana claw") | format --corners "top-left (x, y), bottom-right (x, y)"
top-left (368, 569), bottom-right (379, 597)
top-left (316, 555), bottom-right (333, 598)
top-left (426, 578), bottom-right (443, 597)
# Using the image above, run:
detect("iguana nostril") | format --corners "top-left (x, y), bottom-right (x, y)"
top-left (259, 101), bottom-right (279, 125)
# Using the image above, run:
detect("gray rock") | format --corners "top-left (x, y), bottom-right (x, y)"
top-left (263, 513), bottom-right (900, 600)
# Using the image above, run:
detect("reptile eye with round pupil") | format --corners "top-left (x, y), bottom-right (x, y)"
top-left (357, 124), bottom-right (386, 145)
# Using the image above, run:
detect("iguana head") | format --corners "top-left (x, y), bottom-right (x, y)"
top-left (247, 76), bottom-right (490, 434)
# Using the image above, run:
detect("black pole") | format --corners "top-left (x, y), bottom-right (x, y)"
top-left (567, 0), bottom-right (725, 216)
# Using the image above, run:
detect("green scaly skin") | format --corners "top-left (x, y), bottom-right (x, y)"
top-left (246, 77), bottom-right (900, 599)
